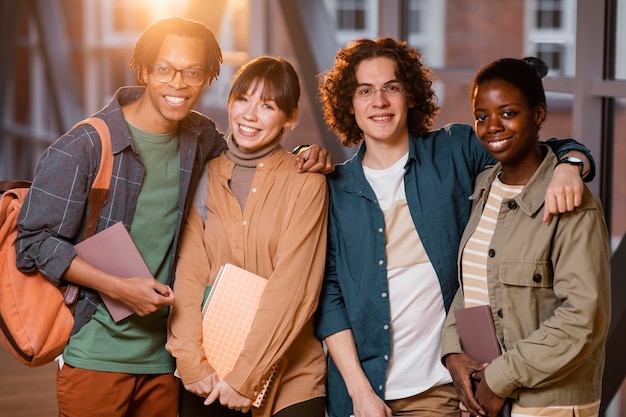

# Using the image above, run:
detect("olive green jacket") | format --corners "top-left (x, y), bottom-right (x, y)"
top-left (441, 147), bottom-right (611, 407)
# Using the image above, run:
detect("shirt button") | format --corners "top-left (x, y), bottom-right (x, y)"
top-left (488, 249), bottom-right (496, 257)
top-left (243, 220), bottom-right (248, 226)
top-left (383, 324), bottom-right (389, 330)
top-left (378, 228), bottom-right (383, 233)
top-left (384, 355), bottom-right (389, 361)
top-left (533, 273), bottom-right (542, 283)
top-left (378, 385), bottom-right (383, 391)
top-left (508, 200), bottom-right (518, 210)
top-left (381, 292), bottom-right (387, 298)
top-left (378, 259), bottom-right (384, 265)
top-left (498, 309), bottom-right (503, 318)
top-left (253, 391), bottom-right (258, 396)
top-left (259, 163), bottom-right (265, 168)
top-left (252, 187), bottom-right (257, 193)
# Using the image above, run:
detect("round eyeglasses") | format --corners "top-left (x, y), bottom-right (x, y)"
top-left (354, 82), bottom-right (405, 100)
top-left (149, 63), bottom-right (207, 86)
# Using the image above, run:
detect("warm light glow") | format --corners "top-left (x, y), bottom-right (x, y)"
top-left (133, 0), bottom-right (192, 19)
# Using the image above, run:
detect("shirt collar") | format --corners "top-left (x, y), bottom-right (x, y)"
top-left (471, 145), bottom-right (558, 217)
top-left (339, 134), bottom-right (419, 200)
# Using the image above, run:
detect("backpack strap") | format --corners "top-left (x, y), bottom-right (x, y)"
top-left (75, 117), bottom-right (113, 238)
top-left (0, 181), bottom-right (33, 194)
top-left (82, 117), bottom-right (113, 192)
top-left (63, 117), bottom-right (113, 305)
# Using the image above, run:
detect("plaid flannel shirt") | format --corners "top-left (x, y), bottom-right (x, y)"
top-left (16, 86), bottom-right (226, 333)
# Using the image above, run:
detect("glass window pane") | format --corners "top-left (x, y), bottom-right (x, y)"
top-left (616, 0), bottom-right (626, 80)
top-left (354, 9), bottom-right (366, 29)
top-left (407, 0), bottom-right (424, 34)
top-left (536, 0), bottom-right (563, 29)
top-left (407, 9), bottom-right (422, 34)
top-left (441, 1), bottom-right (576, 74)
top-left (536, 43), bottom-right (565, 75)
top-left (611, 97), bottom-right (626, 251)
top-left (336, 0), bottom-right (367, 30)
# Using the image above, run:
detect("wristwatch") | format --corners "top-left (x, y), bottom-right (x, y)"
top-left (292, 144), bottom-right (311, 155)
top-left (556, 156), bottom-right (585, 176)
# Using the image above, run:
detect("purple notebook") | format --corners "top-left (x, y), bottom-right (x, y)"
top-left (74, 222), bottom-right (153, 322)
top-left (454, 304), bottom-right (501, 363)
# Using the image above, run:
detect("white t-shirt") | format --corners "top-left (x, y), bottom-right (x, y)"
top-left (363, 153), bottom-right (452, 400)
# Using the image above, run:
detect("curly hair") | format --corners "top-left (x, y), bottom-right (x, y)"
top-left (318, 37), bottom-right (439, 147)
top-left (129, 17), bottom-right (222, 87)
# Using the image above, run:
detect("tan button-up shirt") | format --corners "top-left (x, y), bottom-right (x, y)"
top-left (167, 148), bottom-right (328, 416)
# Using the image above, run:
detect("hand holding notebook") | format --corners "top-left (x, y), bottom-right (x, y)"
top-left (74, 221), bottom-right (154, 322)
top-left (201, 263), bottom-right (278, 408)
top-left (454, 304), bottom-right (511, 417)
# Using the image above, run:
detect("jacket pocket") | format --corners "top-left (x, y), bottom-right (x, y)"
top-left (498, 260), bottom-right (559, 348)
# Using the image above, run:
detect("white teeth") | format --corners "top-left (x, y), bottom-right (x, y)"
top-left (165, 96), bottom-right (185, 104)
top-left (371, 115), bottom-right (391, 122)
top-left (489, 139), bottom-right (508, 150)
top-left (240, 125), bottom-right (258, 134)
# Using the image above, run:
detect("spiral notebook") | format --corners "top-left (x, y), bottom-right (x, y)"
top-left (201, 263), bottom-right (278, 408)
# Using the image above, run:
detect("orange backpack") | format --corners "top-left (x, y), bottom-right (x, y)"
top-left (0, 117), bottom-right (112, 366)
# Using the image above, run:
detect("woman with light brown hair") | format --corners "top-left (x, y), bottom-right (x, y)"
top-left (167, 56), bottom-right (328, 417)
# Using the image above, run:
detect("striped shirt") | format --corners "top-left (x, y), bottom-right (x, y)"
top-left (462, 176), bottom-right (522, 307)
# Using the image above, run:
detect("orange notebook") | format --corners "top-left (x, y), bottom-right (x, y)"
top-left (201, 263), bottom-right (278, 408)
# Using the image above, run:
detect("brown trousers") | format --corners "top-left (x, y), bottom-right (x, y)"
top-left (57, 364), bottom-right (179, 417)
top-left (386, 383), bottom-right (461, 417)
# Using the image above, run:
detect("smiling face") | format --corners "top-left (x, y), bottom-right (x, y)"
top-left (351, 57), bottom-right (411, 149)
top-left (473, 78), bottom-right (546, 182)
top-left (228, 80), bottom-right (296, 153)
top-left (138, 34), bottom-right (208, 132)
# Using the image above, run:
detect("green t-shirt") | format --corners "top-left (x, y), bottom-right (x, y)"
top-left (64, 123), bottom-right (180, 374)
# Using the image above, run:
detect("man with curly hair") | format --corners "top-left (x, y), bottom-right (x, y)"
top-left (314, 37), bottom-right (594, 417)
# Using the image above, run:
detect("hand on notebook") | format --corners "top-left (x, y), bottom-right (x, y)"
top-left (184, 372), bottom-right (219, 398)
top-left (444, 353), bottom-right (487, 416)
top-left (204, 379), bottom-right (252, 413)
top-left (115, 277), bottom-right (174, 316)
